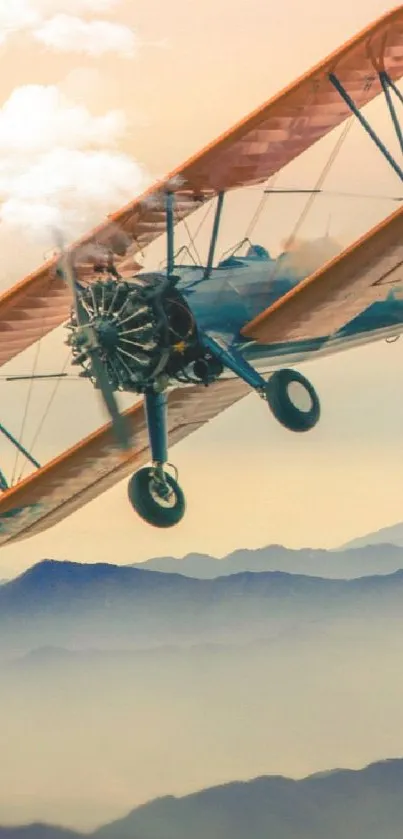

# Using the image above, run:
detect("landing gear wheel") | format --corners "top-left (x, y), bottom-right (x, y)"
top-left (128, 466), bottom-right (186, 528)
top-left (265, 368), bottom-right (320, 432)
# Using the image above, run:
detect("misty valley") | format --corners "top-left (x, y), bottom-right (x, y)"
top-left (1, 547), bottom-right (403, 836)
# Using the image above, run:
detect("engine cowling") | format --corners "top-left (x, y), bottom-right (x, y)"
top-left (65, 274), bottom-right (200, 393)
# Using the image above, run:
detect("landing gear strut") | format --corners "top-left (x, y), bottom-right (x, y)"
top-left (127, 388), bottom-right (186, 528)
top-left (265, 368), bottom-right (320, 432)
top-left (201, 334), bottom-right (320, 433)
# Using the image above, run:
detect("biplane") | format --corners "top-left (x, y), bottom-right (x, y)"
top-left (1, 8), bottom-right (403, 545)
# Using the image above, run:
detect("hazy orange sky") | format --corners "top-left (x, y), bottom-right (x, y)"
top-left (1, 0), bottom-right (403, 577)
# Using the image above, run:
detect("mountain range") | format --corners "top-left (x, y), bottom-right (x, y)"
top-left (341, 520), bottom-right (403, 549)
top-left (2, 558), bottom-right (403, 660)
top-left (2, 558), bottom-right (403, 828)
top-left (1, 757), bottom-right (403, 839)
top-left (131, 541), bottom-right (403, 579)
top-left (2, 525), bottom-right (403, 587)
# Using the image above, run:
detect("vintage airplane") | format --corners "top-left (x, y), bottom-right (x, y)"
top-left (0, 7), bottom-right (403, 545)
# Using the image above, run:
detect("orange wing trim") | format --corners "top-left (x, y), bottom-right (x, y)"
top-left (0, 378), bottom-right (249, 546)
top-left (241, 205), bottom-right (403, 342)
top-left (0, 8), bottom-right (403, 367)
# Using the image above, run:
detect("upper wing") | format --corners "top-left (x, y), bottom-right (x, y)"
top-left (0, 377), bottom-right (249, 546)
top-left (1, 7), bottom-right (403, 368)
top-left (241, 205), bottom-right (403, 342)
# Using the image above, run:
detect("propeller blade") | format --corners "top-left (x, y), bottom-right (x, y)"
top-left (87, 351), bottom-right (132, 451)
top-left (53, 229), bottom-right (88, 326)
top-left (54, 230), bottom-right (132, 452)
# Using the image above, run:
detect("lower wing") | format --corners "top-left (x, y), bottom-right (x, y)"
top-left (0, 377), bottom-right (249, 546)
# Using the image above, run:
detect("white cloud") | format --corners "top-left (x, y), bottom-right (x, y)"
top-left (33, 14), bottom-right (138, 57)
top-left (1, 148), bottom-right (147, 239)
top-left (0, 0), bottom-right (136, 58)
top-left (0, 0), bottom-right (40, 36)
top-left (0, 85), bottom-right (149, 244)
top-left (0, 0), bottom-right (119, 29)
top-left (0, 85), bottom-right (125, 153)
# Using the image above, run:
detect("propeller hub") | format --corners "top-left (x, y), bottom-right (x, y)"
top-left (94, 318), bottom-right (120, 351)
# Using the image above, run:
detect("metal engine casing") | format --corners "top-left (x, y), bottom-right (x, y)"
top-left (65, 273), bottom-right (204, 393)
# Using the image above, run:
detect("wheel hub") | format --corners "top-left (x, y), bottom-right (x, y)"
top-left (150, 480), bottom-right (176, 508)
top-left (287, 381), bottom-right (313, 413)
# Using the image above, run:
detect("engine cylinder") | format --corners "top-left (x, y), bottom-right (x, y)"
top-left (66, 276), bottom-right (200, 392)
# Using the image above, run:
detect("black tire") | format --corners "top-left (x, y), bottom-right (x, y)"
top-left (128, 467), bottom-right (186, 528)
top-left (265, 368), bottom-right (320, 432)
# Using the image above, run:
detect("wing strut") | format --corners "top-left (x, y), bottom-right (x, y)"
top-left (379, 71), bottom-right (403, 154)
top-left (0, 422), bottom-right (40, 471)
top-left (0, 420), bottom-right (41, 491)
top-left (166, 192), bottom-right (176, 279)
top-left (329, 72), bottom-right (403, 182)
top-left (204, 192), bottom-right (225, 280)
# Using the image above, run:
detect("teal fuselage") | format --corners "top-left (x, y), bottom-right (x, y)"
top-left (169, 246), bottom-right (403, 370)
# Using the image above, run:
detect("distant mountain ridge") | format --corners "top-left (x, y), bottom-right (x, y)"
top-left (131, 542), bottom-right (403, 579)
top-left (3, 536), bottom-right (403, 587)
top-left (2, 758), bottom-right (403, 839)
top-left (0, 828), bottom-right (80, 838)
top-left (1, 558), bottom-right (403, 661)
top-left (341, 521), bottom-right (403, 549)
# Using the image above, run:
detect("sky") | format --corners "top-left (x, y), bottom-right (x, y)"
top-left (0, 0), bottom-right (403, 577)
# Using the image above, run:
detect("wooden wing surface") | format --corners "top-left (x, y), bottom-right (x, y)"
top-left (0, 378), bottom-right (249, 545)
top-left (0, 8), bottom-right (403, 369)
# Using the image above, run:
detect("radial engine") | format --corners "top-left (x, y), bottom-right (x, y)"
top-left (65, 272), bottom-right (223, 392)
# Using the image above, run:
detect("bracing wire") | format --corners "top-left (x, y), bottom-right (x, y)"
top-left (182, 201), bottom-right (214, 265)
top-left (159, 202), bottom-right (213, 270)
top-left (16, 350), bottom-right (72, 483)
top-left (10, 270), bottom-right (59, 485)
top-left (183, 217), bottom-right (202, 265)
top-left (283, 118), bottom-right (354, 250)
top-left (191, 201), bottom-right (214, 241)
top-left (10, 338), bottom-right (42, 486)
top-left (244, 173), bottom-right (281, 240)
top-left (235, 118), bottom-right (354, 260)
top-left (219, 174), bottom-right (281, 261)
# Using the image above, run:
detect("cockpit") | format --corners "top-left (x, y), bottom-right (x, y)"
top-left (217, 243), bottom-right (271, 269)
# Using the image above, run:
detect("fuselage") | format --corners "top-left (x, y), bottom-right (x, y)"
top-left (167, 243), bottom-right (403, 371)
